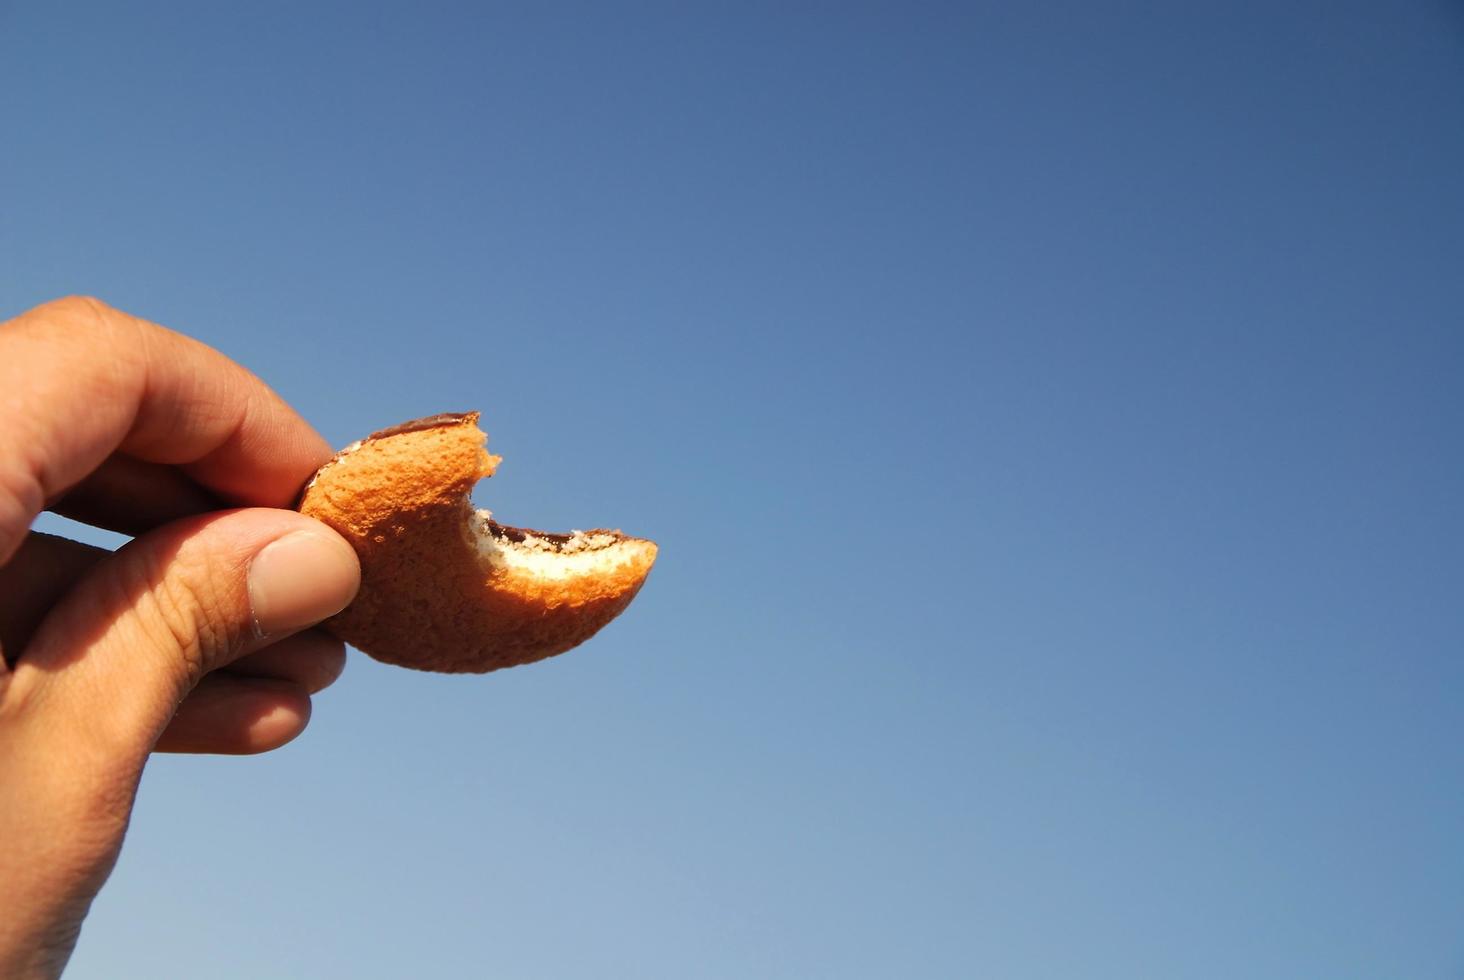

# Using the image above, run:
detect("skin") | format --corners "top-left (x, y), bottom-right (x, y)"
top-left (0, 297), bottom-right (363, 978)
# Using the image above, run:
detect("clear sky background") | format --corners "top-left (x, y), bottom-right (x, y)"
top-left (4, 2), bottom-right (1463, 977)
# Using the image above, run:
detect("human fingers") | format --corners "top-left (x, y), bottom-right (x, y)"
top-left (152, 632), bottom-right (347, 754)
top-left (7, 509), bottom-right (358, 771)
top-left (151, 674), bottom-right (313, 755)
top-left (0, 532), bottom-right (105, 664)
top-left (0, 511), bottom-right (351, 978)
top-left (2, 538), bottom-right (347, 755)
top-left (0, 296), bottom-right (332, 566)
top-left (224, 629), bottom-right (348, 695)
top-left (47, 453), bottom-right (226, 536)
top-left (1, 540), bottom-right (349, 692)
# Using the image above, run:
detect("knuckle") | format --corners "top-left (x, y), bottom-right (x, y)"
top-left (144, 581), bottom-right (208, 680)
top-left (12, 296), bottom-right (140, 358)
top-left (44, 294), bottom-right (108, 317)
top-left (126, 543), bottom-right (245, 681)
top-left (23, 295), bottom-right (111, 334)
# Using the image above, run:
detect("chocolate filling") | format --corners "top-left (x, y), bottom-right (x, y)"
top-left (484, 520), bottom-right (623, 551)
top-left (368, 412), bottom-right (477, 441)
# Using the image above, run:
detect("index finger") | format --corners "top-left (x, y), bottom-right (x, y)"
top-left (0, 297), bottom-right (332, 564)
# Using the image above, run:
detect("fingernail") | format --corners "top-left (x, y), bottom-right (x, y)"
top-left (247, 531), bottom-right (360, 637)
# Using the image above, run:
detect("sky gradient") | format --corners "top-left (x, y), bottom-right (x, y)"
top-left (4, 2), bottom-right (1464, 977)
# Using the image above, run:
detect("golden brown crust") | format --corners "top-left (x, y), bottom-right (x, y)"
top-left (298, 413), bottom-right (657, 673)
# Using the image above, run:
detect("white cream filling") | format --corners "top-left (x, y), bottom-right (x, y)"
top-left (469, 510), bottom-right (643, 580)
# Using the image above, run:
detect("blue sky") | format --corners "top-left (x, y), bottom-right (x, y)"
top-left (4, 2), bottom-right (1464, 977)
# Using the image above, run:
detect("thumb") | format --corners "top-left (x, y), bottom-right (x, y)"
top-left (10, 508), bottom-right (360, 765)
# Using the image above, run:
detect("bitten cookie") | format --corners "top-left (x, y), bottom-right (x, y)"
top-left (298, 412), bottom-right (657, 673)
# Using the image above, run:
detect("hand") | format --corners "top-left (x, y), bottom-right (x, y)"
top-left (0, 298), bottom-right (362, 978)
